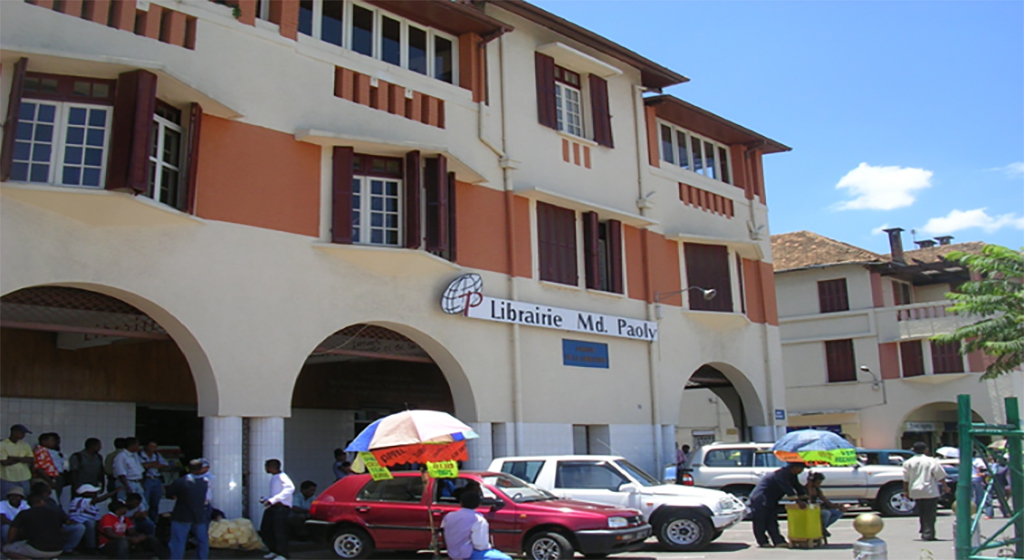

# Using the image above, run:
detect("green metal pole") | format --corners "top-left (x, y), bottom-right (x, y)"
top-left (955, 394), bottom-right (972, 560)
top-left (1005, 396), bottom-right (1023, 559)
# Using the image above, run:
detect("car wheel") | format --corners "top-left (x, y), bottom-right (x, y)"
top-left (723, 486), bottom-right (754, 520)
top-left (656, 511), bottom-right (713, 551)
top-left (876, 484), bottom-right (916, 517)
top-left (525, 531), bottom-right (574, 560)
top-left (331, 527), bottom-right (374, 559)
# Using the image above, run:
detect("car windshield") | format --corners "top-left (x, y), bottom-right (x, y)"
top-left (482, 473), bottom-right (558, 503)
top-left (613, 459), bottom-right (659, 487)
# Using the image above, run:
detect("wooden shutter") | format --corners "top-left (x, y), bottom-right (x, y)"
top-left (403, 151), bottom-right (421, 249)
top-left (446, 171), bottom-right (457, 262)
top-left (825, 339), bottom-right (856, 383)
top-left (537, 202), bottom-right (576, 285)
top-left (589, 74), bottom-right (613, 148)
top-left (583, 211), bottom-right (600, 290)
top-left (183, 102), bottom-right (203, 213)
top-left (607, 219), bottom-right (623, 294)
top-left (0, 57), bottom-right (28, 182)
top-left (331, 146), bottom-right (354, 244)
top-left (684, 243), bottom-right (733, 312)
top-left (818, 279), bottom-right (850, 313)
top-left (535, 52), bottom-right (557, 130)
top-left (108, 69), bottom-right (158, 194)
top-left (931, 340), bottom-right (964, 374)
top-left (424, 155), bottom-right (449, 253)
top-left (900, 341), bottom-right (925, 377)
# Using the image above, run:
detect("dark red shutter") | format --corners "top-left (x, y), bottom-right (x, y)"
top-left (684, 243), bottom-right (733, 312)
top-left (608, 219), bottom-right (623, 294)
top-left (331, 146), bottom-right (354, 244)
top-left (900, 341), bottom-right (925, 377)
top-left (446, 171), bottom-right (457, 262)
top-left (108, 69), bottom-right (158, 194)
top-left (537, 202), bottom-right (577, 285)
top-left (0, 57), bottom-right (28, 182)
top-left (403, 150), bottom-right (421, 249)
top-left (535, 52), bottom-right (557, 130)
top-left (825, 339), bottom-right (856, 383)
top-left (931, 340), bottom-right (964, 374)
top-left (583, 211), bottom-right (600, 290)
top-left (589, 74), bottom-right (613, 148)
top-left (425, 155), bottom-right (449, 253)
top-left (183, 102), bottom-right (203, 213)
top-left (818, 279), bottom-right (849, 313)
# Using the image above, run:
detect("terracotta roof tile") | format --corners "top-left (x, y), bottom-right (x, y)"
top-left (885, 241), bottom-right (988, 264)
top-left (771, 231), bottom-right (882, 272)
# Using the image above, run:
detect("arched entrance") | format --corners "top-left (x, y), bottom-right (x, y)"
top-left (284, 323), bottom-right (463, 489)
top-left (0, 285), bottom-right (209, 504)
top-left (899, 402), bottom-right (988, 450)
top-left (676, 362), bottom-right (766, 450)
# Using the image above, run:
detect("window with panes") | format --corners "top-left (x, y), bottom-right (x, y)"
top-left (149, 102), bottom-right (184, 208)
top-left (582, 212), bottom-right (623, 294)
top-left (825, 339), bottom-right (856, 383)
top-left (817, 279), bottom-right (850, 313)
top-left (351, 155), bottom-right (402, 246)
top-left (554, 66), bottom-right (583, 137)
top-left (296, 0), bottom-right (456, 84)
top-left (893, 280), bottom-right (913, 306)
top-left (658, 121), bottom-right (732, 184)
top-left (9, 73), bottom-right (115, 188)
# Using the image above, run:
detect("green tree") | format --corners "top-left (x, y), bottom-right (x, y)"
top-left (932, 244), bottom-right (1024, 380)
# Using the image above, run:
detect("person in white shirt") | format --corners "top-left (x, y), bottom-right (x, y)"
top-left (259, 459), bottom-right (294, 560)
top-left (1, 486), bottom-right (29, 546)
top-left (441, 489), bottom-right (511, 560)
top-left (902, 442), bottom-right (947, 541)
top-left (68, 484), bottom-right (116, 552)
top-left (112, 439), bottom-right (146, 510)
top-left (137, 441), bottom-right (169, 522)
top-left (972, 454), bottom-right (995, 518)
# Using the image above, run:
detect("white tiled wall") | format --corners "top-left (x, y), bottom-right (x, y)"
top-left (283, 409), bottom-right (356, 493)
top-left (464, 422), bottom-right (492, 470)
top-left (519, 423), bottom-right (574, 456)
top-left (608, 424), bottom-right (657, 476)
top-left (491, 423), bottom-right (513, 459)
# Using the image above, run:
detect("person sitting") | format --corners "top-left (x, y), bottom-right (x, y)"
top-left (440, 489), bottom-right (511, 560)
top-left (806, 472), bottom-right (844, 538)
top-left (1, 486), bottom-right (29, 546)
top-left (97, 500), bottom-right (166, 559)
top-left (125, 493), bottom-right (156, 537)
top-left (288, 480), bottom-right (318, 540)
top-left (1, 493), bottom-right (67, 559)
top-left (30, 482), bottom-right (85, 554)
top-left (68, 484), bottom-right (116, 553)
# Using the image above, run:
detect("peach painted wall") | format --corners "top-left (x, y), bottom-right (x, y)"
top-left (454, 184), bottom-right (531, 277)
top-left (878, 342), bottom-right (900, 380)
top-left (194, 116), bottom-right (320, 237)
top-left (648, 232), bottom-right (681, 306)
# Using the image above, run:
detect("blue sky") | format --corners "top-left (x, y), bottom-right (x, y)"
top-left (531, 0), bottom-right (1024, 254)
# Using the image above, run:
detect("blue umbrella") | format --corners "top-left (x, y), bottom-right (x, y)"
top-left (772, 429), bottom-right (857, 466)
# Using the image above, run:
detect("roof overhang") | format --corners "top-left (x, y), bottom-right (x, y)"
top-left (645, 95), bottom-right (790, 154)
top-left (365, 0), bottom-right (512, 40)
top-left (668, 232), bottom-right (764, 261)
top-left (774, 261), bottom-right (881, 274)
top-left (486, 0), bottom-right (686, 89)
top-left (514, 186), bottom-right (657, 228)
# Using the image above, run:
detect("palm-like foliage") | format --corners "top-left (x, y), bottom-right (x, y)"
top-left (933, 244), bottom-right (1024, 380)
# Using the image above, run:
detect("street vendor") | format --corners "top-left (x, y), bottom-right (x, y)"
top-left (806, 471), bottom-right (844, 537)
top-left (749, 462), bottom-right (808, 548)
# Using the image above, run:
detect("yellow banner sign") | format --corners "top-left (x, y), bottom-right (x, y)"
top-left (426, 460), bottom-right (459, 478)
top-left (359, 452), bottom-right (393, 481)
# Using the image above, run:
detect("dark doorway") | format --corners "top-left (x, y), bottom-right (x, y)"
top-left (136, 405), bottom-right (203, 463)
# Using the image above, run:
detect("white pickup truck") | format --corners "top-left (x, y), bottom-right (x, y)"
top-left (488, 455), bottom-right (746, 552)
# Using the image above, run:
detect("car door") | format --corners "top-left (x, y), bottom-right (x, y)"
top-left (698, 448), bottom-right (755, 488)
top-left (551, 460), bottom-right (632, 509)
top-left (351, 476), bottom-right (430, 550)
top-left (431, 477), bottom-right (520, 553)
top-left (810, 464), bottom-right (869, 501)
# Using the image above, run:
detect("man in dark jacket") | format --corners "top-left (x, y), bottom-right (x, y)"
top-left (166, 459), bottom-right (210, 560)
top-left (2, 493), bottom-right (66, 559)
top-left (749, 462), bottom-right (808, 548)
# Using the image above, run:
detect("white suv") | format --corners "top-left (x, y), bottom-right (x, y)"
top-left (488, 455), bottom-right (746, 552)
top-left (676, 442), bottom-right (915, 517)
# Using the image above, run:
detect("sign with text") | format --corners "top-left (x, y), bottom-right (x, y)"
top-left (562, 339), bottom-right (609, 368)
top-left (426, 460), bottom-right (459, 478)
top-left (905, 422), bottom-right (938, 433)
top-left (775, 409), bottom-right (787, 421)
top-left (359, 452), bottom-right (393, 481)
top-left (441, 274), bottom-right (657, 342)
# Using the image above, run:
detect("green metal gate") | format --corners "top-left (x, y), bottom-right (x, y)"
top-left (955, 395), bottom-right (1023, 559)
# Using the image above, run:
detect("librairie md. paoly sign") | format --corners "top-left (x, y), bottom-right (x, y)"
top-left (440, 274), bottom-right (658, 342)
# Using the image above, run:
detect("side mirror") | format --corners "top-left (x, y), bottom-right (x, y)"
top-left (618, 483), bottom-right (640, 494)
top-left (481, 498), bottom-right (505, 512)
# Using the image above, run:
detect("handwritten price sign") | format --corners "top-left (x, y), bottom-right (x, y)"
top-left (359, 452), bottom-right (393, 481)
top-left (426, 460), bottom-right (459, 478)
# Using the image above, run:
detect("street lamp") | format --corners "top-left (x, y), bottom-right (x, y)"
top-left (859, 365), bottom-right (888, 406)
top-left (653, 286), bottom-right (717, 319)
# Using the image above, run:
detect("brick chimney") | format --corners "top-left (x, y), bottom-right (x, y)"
top-left (883, 227), bottom-right (905, 263)
top-left (915, 240), bottom-right (936, 249)
top-left (935, 236), bottom-right (954, 246)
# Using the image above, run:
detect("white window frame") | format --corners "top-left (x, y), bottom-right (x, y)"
top-left (352, 174), bottom-right (403, 247)
top-left (11, 100), bottom-right (112, 189)
top-left (657, 119), bottom-right (733, 185)
top-left (555, 81), bottom-right (584, 138)
top-left (149, 110), bottom-right (185, 208)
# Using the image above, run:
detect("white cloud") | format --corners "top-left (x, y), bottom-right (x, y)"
top-left (871, 223), bottom-right (890, 236)
top-left (919, 208), bottom-right (1024, 235)
top-left (834, 163), bottom-right (933, 211)
top-left (996, 162), bottom-right (1024, 178)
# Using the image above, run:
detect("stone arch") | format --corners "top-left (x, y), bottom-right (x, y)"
top-left (897, 401), bottom-right (988, 450)
top-left (676, 361), bottom-right (768, 444)
top-left (0, 281), bottom-right (219, 415)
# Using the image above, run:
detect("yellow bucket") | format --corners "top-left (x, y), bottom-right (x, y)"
top-left (786, 503), bottom-right (822, 540)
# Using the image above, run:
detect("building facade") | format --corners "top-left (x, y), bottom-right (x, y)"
top-left (1, 0), bottom-right (788, 520)
top-left (772, 229), bottom-right (1024, 450)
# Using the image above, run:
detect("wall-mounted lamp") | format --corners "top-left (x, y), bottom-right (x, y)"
top-left (653, 286), bottom-right (716, 319)
top-left (859, 365), bottom-right (888, 407)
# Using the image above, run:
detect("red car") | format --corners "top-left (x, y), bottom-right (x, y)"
top-left (307, 471), bottom-right (651, 559)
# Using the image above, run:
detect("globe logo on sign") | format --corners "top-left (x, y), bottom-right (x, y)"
top-left (441, 274), bottom-right (484, 316)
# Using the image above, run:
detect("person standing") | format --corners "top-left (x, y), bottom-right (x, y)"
top-left (166, 459), bottom-right (210, 560)
top-left (112, 439), bottom-right (145, 508)
top-left (31, 434), bottom-right (64, 503)
top-left (69, 439), bottom-right (105, 497)
top-left (259, 459), bottom-right (294, 560)
top-left (749, 462), bottom-right (808, 548)
top-left (1, 425), bottom-right (35, 498)
top-left (903, 441), bottom-right (947, 541)
top-left (138, 441), bottom-right (169, 522)
top-left (971, 453), bottom-right (995, 519)
top-left (440, 489), bottom-right (512, 560)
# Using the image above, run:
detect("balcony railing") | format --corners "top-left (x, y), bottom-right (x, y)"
top-left (896, 302), bottom-right (953, 322)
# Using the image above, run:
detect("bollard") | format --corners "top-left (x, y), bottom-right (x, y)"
top-left (852, 513), bottom-right (887, 560)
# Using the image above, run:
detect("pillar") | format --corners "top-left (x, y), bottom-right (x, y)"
top-left (248, 417), bottom-right (285, 529)
top-left (203, 416), bottom-right (243, 519)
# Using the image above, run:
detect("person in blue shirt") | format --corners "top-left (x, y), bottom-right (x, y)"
top-left (166, 459), bottom-right (210, 560)
top-left (749, 462), bottom-right (808, 548)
